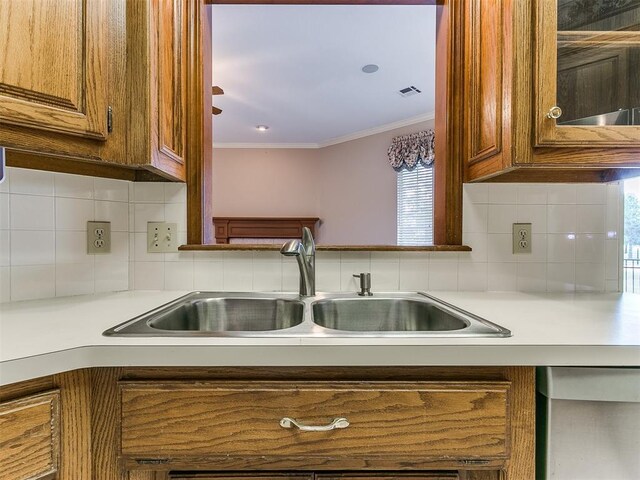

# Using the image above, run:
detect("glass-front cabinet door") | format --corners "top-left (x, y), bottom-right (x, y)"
top-left (536, 0), bottom-right (640, 147)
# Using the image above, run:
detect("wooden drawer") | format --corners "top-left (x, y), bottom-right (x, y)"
top-left (120, 381), bottom-right (509, 468)
top-left (0, 390), bottom-right (60, 480)
top-left (171, 475), bottom-right (458, 480)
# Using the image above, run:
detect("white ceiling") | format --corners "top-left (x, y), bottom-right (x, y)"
top-left (211, 5), bottom-right (436, 147)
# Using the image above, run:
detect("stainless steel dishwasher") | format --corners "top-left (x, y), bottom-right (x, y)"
top-left (537, 367), bottom-right (640, 480)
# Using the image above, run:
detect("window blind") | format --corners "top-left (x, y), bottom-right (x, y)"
top-left (397, 163), bottom-right (434, 246)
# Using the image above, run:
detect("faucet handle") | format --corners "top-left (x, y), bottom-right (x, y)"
top-left (353, 273), bottom-right (372, 296)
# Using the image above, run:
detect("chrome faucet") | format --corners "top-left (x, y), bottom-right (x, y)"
top-left (280, 227), bottom-right (315, 296)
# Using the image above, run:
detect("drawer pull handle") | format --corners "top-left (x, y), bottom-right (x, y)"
top-left (280, 417), bottom-right (350, 432)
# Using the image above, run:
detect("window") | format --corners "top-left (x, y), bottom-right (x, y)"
top-left (624, 177), bottom-right (640, 293)
top-left (396, 163), bottom-right (434, 246)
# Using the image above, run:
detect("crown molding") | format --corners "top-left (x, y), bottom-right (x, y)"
top-left (213, 142), bottom-right (319, 149)
top-left (213, 112), bottom-right (435, 150)
top-left (317, 112), bottom-right (435, 148)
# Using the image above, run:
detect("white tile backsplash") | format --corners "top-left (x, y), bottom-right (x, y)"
top-left (0, 230), bottom-right (9, 267)
top-left (10, 265), bottom-right (55, 301)
top-left (10, 231), bottom-right (55, 265)
top-left (94, 178), bottom-right (129, 202)
top-left (0, 169), bottom-right (626, 302)
top-left (55, 197), bottom-right (94, 231)
top-left (95, 200), bottom-right (129, 232)
top-left (54, 173), bottom-right (94, 199)
top-left (10, 194), bottom-right (54, 230)
top-left (9, 169), bottom-right (54, 196)
top-left (0, 266), bottom-right (10, 302)
top-left (0, 193), bottom-right (9, 230)
top-left (1, 168), bottom-right (130, 302)
top-left (56, 263), bottom-right (95, 297)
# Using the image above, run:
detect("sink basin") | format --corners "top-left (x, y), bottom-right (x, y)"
top-left (104, 292), bottom-right (510, 338)
top-left (312, 298), bottom-right (468, 332)
top-left (310, 293), bottom-right (509, 336)
top-left (103, 292), bottom-right (304, 336)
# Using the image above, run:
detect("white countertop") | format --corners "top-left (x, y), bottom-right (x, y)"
top-left (1, 290), bottom-right (639, 385)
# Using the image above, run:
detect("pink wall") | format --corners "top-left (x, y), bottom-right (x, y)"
top-left (211, 148), bottom-right (320, 217)
top-left (212, 120), bottom-right (434, 245)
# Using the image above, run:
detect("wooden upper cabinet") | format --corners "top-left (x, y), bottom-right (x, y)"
top-left (0, 0), bottom-right (191, 182)
top-left (462, 0), bottom-right (640, 182)
top-left (127, 0), bottom-right (188, 181)
top-left (0, 0), bottom-right (108, 140)
top-left (535, 0), bottom-right (640, 147)
top-left (156, 0), bottom-right (188, 176)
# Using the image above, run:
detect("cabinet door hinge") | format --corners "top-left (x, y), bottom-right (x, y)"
top-left (135, 458), bottom-right (169, 465)
top-left (459, 459), bottom-right (491, 466)
top-left (107, 106), bottom-right (113, 133)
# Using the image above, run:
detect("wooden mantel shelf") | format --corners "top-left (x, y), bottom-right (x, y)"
top-left (179, 244), bottom-right (472, 252)
top-left (212, 216), bottom-right (320, 244)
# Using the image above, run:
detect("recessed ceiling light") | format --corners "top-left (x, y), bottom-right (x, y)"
top-left (362, 64), bottom-right (379, 74)
top-left (256, 125), bottom-right (269, 132)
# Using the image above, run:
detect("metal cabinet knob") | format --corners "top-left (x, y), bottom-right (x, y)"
top-left (546, 106), bottom-right (563, 119)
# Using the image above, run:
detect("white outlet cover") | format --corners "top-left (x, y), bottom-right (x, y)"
top-left (512, 223), bottom-right (532, 254)
top-left (87, 221), bottom-right (111, 254)
top-left (147, 222), bottom-right (179, 253)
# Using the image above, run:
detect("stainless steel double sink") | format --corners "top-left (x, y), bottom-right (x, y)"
top-left (103, 292), bottom-right (511, 338)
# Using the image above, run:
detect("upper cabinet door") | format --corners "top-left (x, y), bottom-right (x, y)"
top-left (0, 0), bottom-right (108, 140)
top-left (152, 0), bottom-right (187, 179)
top-left (535, 0), bottom-right (640, 147)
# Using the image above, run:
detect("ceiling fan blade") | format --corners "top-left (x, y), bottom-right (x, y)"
top-left (212, 86), bottom-right (224, 95)
top-left (212, 106), bottom-right (222, 115)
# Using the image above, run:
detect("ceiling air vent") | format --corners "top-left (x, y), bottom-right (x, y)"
top-left (398, 86), bottom-right (422, 97)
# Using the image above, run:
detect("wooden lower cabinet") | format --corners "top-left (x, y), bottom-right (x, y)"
top-left (0, 390), bottom-right (60, 480)
top-left (0, 367), bottom-right (535, 480)
top-left (168, 475), bottom-right (461, 480)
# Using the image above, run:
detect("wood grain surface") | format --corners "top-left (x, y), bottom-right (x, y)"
top-left (0, 0), bottom-right (108, 139)
top-left (0, 390), bottom-right (59, 480)
top-left (120, 381), bottom-right (510, 462)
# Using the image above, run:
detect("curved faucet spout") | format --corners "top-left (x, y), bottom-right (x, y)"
top-left (281, 227), bottom-right (315, 296)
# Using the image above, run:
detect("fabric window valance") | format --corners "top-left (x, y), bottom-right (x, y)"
top-left (387, 129), bottom-right (435, 170)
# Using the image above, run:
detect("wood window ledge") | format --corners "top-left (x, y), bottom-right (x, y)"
top-left (179, 244), bottom-right (472, 252)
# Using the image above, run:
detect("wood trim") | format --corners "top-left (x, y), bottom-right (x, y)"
top-left (187, 0), bottom-right (213, 244)
top-left (0, 376), bottom-right (54, 403)
top-left (54, 370), bottom-right (93, 480)
top-left (91, 368), bottom-right (123, 480)
top-left (212, 217), bottom-right (320, 243)
top-left (469, 166), bottom-right (640, 183)
top-left (434, 0), bottom-right (463, 245)
top-left (191, 0), bottom-right (461, 247)
top-left (207, 0), bottom-right (437, 3)
top-left (6, 150), bottom-right (138, 181)
top-left (179, 243), bottom-right (471, 251)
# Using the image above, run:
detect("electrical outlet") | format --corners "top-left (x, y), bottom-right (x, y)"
top-left (513, 223), bottom-right (532, 254)
top-left (87, 221), bottom-right (111, 254)
top-left (147, 222), bottom-right (178, 253)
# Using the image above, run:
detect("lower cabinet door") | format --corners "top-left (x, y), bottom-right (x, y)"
top-left (170, 475), bottom-right (313, 480)
top-left (317, 475), bottom-right (459, 480)
top-left (169, 475), bottom-right (457, 480)
top-left (0, 390), bottom-right (60, 480)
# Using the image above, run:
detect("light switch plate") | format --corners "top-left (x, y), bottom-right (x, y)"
top-left (87, 221), bottom-right (111, 254)
top-left (513, 223), bottom-right (532, 254)
top-left (147, 222), bottom-right (178, 253)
